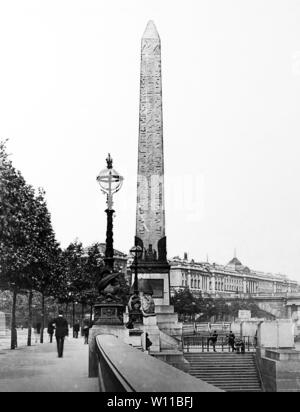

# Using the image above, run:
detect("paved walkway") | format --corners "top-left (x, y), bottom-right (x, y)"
top-left (0, 337), bottom-right (98, 392)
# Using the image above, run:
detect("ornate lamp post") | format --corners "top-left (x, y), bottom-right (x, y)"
top-left (130, 245), bottom-right (143, 295)
top-left (96, 154), bottom-right (123, 271)
top-left (94, 154), bottom-right (124, 326)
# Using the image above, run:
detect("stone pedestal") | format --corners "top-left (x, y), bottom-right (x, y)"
top-left (0, 312), bottom-right (6, 336)
top-left (143, 316), bottom-right (161, 352)
top-left (137, 273), bottom-right (170, 306)
top-left (93, 303), bottom-right (124, 325)
top-left (258, 319), bottom-right (294, 349)
top-left (240, 319), bottom-right (264, 338)
top-left (255, 320), bottom-right (300, 391)
top-left (257, 348), bottom-right (300, 392)
top-left (155, 305), bottom-right (183, 341)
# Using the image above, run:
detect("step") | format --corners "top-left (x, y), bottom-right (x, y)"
top-left (216, 385), bottom-right (262, 390)
top-left (191, 372), bottom-right (258, 376)
top-left (186, 353), bottom-right (262, 392)
top-left (187, 358), bottom-right (255, 360)
top-left (188, 363), bottom-right (256, 366)
top-left (185, 353), bottom-right (255, 356)
top-left (187, 359), bottom-right (256, 362)
top-left (199, 383), bottom-right (261, 389)
top-left (189, 365), bottom-right (256, 368)
top-left (185, 354), bottom-right (255, 357)
top-left (193, 377), bottom-right (260, 382)
top-left (187, 360), bottom-right (256, 364)
top-left (186, 359), bottom-right (256, 361)
top-left (191, 366), bottom-right (257, 369)
top-left (193, 373), bottom-right (258, 376)
top-left (203, 382), bottom-right (261, 387)
top-left (189, 364), bottom-right (256, 367)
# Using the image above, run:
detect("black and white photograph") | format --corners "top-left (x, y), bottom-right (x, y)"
top-left (1, 0), bottom-right (300, 397)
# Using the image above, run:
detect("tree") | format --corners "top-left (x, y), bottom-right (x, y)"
top-left (171, 288), bottom-right (200, 321)
top-left (0, 141), bottom-right (38, 348)
top-left (29, 189), bottom-right (61, 343)
top-left (82, 243), bottom-right (103, 321)
top-left (0, 141), bottom-right (60, 347)
top-left (58, 241), bottom-right (86, 324)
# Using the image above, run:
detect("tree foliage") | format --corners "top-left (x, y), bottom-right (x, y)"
top-left (171, 287), bottom-right (274, 321)
top-left (0, 140), bottom-right (62, 347)
top-left (0, 141), bottom-right (60, 294)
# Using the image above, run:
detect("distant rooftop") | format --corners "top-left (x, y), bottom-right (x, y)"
top-left (171, 254), bottom-right (297, 284)
top-left (82, 243), bottom-right (127, 258)
top-left (227, 257), bottom-right (243, 267)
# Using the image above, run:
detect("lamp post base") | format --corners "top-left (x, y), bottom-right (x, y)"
top-left (93, 303), bottom-right (124, 326)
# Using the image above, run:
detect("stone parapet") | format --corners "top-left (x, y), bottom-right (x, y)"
top-left (257, 347), bottom-right (300, 392)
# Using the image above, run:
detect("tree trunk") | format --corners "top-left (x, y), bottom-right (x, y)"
top-left (72, 302), bottom-right (75, 328)
top-left (27, 290), bottom-right (33, 346)
top-left (11, 288), bottom-right (18, 350)
top-left (81, 302), bottom-right (84, 320)
top-left (81, 303), bottom-right (85, 336)
top-left (40, 293), bottom-right (45, 344)
top-left (89, 304), bottom-right (93, 323)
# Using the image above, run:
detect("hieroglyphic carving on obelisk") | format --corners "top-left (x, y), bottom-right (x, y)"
top-left (135, 20), bottom-right (167, 264)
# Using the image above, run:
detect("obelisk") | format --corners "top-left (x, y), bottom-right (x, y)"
top-left (135, 21), bottom-right (170, 306)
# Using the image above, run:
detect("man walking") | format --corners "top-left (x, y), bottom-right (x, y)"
top-left (54, 310), bottom-right (69, 358)
top-left (82, 318), bottom-right (91, 344)
top-left (47, 320), bottom-right (55, 343)
top-left (73, 320), bottom-right (80, 339)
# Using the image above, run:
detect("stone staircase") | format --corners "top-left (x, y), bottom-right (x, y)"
top-left (184, 352), bottom-right (263, 392)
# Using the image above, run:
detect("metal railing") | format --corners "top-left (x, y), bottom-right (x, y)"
top-left (183, 335), bottom-right (256, 353)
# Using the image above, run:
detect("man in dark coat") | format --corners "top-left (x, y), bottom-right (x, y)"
top-left (47, 320), bottom-right (55, 343)
top-left (73, 321), bottom-right (80, 339)
top-left (228, 331), bottom-right (236, 352)
top-left (54, 310), bottom-right (69, 358)
top-left (207, 330), bottom-right (218, 352)
top-left (82, 318), bottom-right (91, 345)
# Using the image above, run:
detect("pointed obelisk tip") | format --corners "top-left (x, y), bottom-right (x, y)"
top-left (142, 20), bottom-right (160, 39)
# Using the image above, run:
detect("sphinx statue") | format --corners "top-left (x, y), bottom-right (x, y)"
top-left (96, 267), bottom-right (123, 304)
top-left (128, 278), bottom-right (155, 318)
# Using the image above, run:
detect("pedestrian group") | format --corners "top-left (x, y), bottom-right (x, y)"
top-left (46, 311), bottom-right (92, 358)
top-left (207, 330), bottom-right (246, 353)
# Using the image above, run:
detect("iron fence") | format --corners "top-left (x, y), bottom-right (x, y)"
top-left (183, 335), bottom-right (256, 353)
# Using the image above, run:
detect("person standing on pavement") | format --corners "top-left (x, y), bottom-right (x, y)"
top-left (47, 320), bottom-right (55, 343)
top-left (82, 318), bottom-right (91, 344)
top-left (73, 321), bottom-right (80, 339)
top-left (54, 310), bottom-right (69, 358)
top-left (207, 330), bottom-right (218, 352)
top-left (228, 331), bottom-right (236, 352)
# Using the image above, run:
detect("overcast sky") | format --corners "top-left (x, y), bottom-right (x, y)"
top-left (1, 0), bottom-right (300, 281)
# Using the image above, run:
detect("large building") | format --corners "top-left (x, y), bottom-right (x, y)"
top-left (170, 253), bottom-right (300, 297)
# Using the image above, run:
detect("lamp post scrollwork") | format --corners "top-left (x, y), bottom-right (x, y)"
top-left (94, 154), bottom-right (125, 325)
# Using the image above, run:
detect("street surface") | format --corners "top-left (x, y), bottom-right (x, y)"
top-left (0, 333), bottom-right (98, 392)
